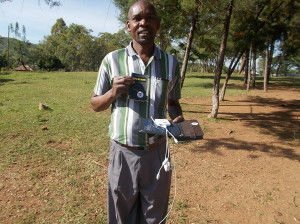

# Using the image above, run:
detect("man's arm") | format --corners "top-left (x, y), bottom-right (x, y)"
top-left (168, 99), bottom-right (184, 123)
top-left (91, 76), bottom-right (134, 112)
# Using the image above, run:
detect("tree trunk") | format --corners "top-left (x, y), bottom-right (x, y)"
top-left (180, 10), bottom-right (199, 88)
top-left (238, 56), bottom-right (246, 74)
top-left (267, 40), bottom-right (274, 83)
top-left (264, 40), bottom-right (271, 91)
top-left (20, 61), bottom-right (27, 70)
top-left (250, 46), bottom-right (256, 88)
top-left (220, 52), bottom-right (243, 101)
top-left (247, 45), bottom-right (252, 91)
top-left (276, 64), bottom-right (281, 76)
top-left (244, 51), bottom-right (249, 84)
top-left (209, 0), bottom-right (234, 118)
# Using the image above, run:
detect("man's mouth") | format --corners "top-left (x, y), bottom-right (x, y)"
top-left (138, 30), bottom-right (151, 35)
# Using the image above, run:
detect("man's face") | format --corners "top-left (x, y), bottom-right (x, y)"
top-left (126, 2), bottom-right (160, 46)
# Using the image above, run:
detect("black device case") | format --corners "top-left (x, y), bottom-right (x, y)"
top-left (128, 73), bottom-right (148, 101)
top-left (139, 119), bottom-right (204, 141)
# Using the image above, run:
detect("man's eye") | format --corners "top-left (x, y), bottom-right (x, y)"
top-left (133, 17), bottom-right (141, 21)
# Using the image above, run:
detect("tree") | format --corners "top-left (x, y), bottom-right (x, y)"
top-left (264, 39), bottom-right (275, 91)
top-left (0, 54), bottom-right (7, 69)
top-left (39, 18), bottom-right (132, 71)
top-left (43, 19), bottom-right (92, 71)
top-left (219, 0), bottom-right (296, 100)
top-left (9, 22), bottom-right (30, 69)
top-left (37, 55), bottom-right (64, 71)
top-left (6, 24), bottom-right (13, 69)
top-left (180, 7), bottom-right (199, 87)
top-left (275, 1), bottom-right (300, 76)
top-left (209, 0), bottom-right (234, 118)
top-left (51, 18), bottom-right (67, 35)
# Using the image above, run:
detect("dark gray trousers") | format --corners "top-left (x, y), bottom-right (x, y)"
top-left (108, 140), bottom-right (172, 224)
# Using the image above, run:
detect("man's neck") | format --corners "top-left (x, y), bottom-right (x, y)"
top-left (132, 41), bottom-right (155, 65)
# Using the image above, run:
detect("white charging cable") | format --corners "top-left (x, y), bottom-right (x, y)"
top-left (150, 117), bottom-right (178, 223)
top-left (153, 118), bottom-right (178, 180)
top-left (156, 126), bottom-right (170, 180)
top-left (166, 128), bottom-right (178, 144)
top-left (158, 141), bottom-right (177, 224)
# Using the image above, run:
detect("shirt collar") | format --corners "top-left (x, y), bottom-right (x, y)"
top-left (126, 41), bottom-right (161, 60)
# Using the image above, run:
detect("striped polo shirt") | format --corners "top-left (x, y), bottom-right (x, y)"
top-left (94, 42), bottom-right (181, 147)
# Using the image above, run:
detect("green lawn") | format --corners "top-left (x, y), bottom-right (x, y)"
top-left (0, 71), bottom-right (110, 223)
top-left (0, 71), bottom-right (299, 223)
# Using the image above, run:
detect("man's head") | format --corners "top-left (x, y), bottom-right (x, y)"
top-left (126, 1), bottom-right (160, 46)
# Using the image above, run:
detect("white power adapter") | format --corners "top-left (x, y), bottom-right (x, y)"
top-left (153, 117), bottom-right (178, 181)
top-left (156, 158), bottom-right (171, 180)
top-left (164, 160), bottom-right (171, 171)
top-left (154, 119), bottom-right (171, 127)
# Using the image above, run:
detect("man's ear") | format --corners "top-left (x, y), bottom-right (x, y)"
top-left (126, 20), bottom-right (131, 32)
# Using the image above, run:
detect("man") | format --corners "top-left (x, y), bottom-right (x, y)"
top-left (91, 1), bottom-right (184, 223)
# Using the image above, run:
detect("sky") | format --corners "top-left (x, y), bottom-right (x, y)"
top-left (0, 0), bottom-right (123, 44)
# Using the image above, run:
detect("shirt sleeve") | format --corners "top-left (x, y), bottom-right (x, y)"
top-left (93, 55), bottom-right (112, 96)
top-left (168, 58), bottom-right (181, 100)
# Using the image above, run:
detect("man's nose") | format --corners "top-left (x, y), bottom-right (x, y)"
top-left (140, 18), bottom-right (148, 26)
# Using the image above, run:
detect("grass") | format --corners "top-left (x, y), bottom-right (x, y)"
top-left (0, 71), bottom-right (299, 223)
top-left (0, 71), bottom-right (110, 223)
top-left (182, 72), bottom-right (250, 97)
top-left (182, 72), bottom-right (300, 98)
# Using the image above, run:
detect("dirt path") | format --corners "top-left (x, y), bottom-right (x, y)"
top-left (170, 87), bottom-right (300, 223)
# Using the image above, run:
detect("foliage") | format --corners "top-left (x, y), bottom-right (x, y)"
top-left (0, 18), bottom-right (132, 72)
top-left (37, 55), bottom-right (64, 71)
top-left (39, 18), bottom-right (132, 71)
top-left (113, 0), bottom-right (225, 69)
top-left (227, 0), bottom-right (299, 61)
top-left (9, 22), bottom-right (31, 67)
top-left (272, 55), bottom-right (300, 75)
top-left (0, 54), bottom-right (7, 68)
top-left (0, 0), bottom-right (298, 75)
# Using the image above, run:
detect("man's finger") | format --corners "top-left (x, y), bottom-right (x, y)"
top-left (114, 76), bottom-right (134, 84)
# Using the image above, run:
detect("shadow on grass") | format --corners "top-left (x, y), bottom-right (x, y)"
top-left (188, 74), bottom-right (266, 80)
top-left (192, 137), bottom-right (300, 161)
top-left (0, 78), bottom-right (14, 84)
top-left (183, 82), bottom-right (213, 88)
top-left (184, 82), bottom-right (247, 90)
top-left (188, 75), bottom-right (244, 81)
top-left (184, 79), bottom-right (264, 90)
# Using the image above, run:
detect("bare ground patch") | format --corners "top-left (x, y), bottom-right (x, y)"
top-left (169, 88), bottom-right (300, 223)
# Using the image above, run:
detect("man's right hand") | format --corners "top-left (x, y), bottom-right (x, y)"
top-left (91, 76), bottom-right (135, 112)
top-left (111, 76), bottom-right (135, 98)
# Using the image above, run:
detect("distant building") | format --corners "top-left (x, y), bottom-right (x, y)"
top-left (15, 65), bottom-right (34, 71)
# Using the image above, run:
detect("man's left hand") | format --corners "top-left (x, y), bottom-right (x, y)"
top-left (172, 115), bottom-right (184, 123)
